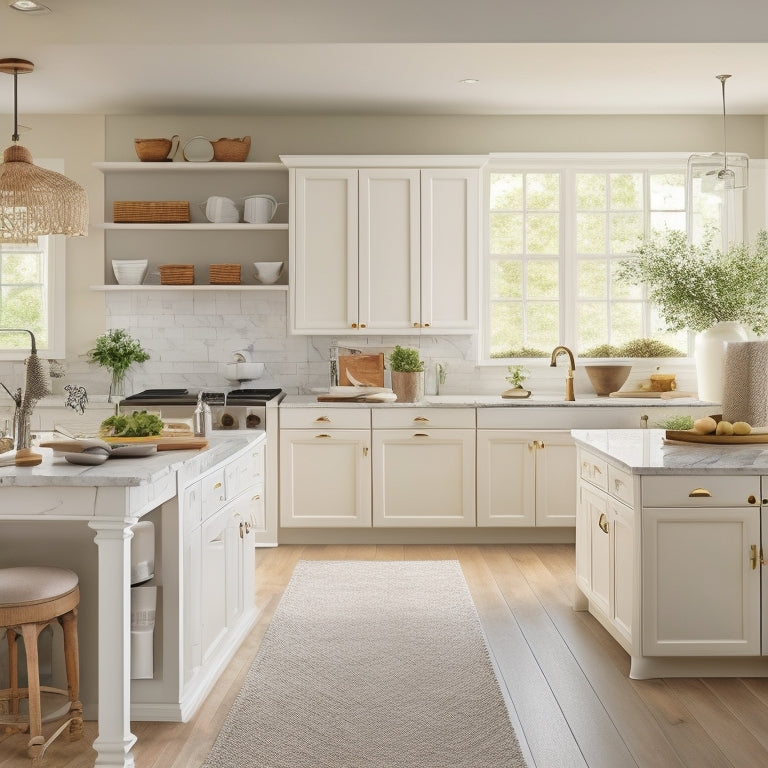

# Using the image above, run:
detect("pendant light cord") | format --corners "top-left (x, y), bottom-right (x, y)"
top-left (11, 66), bottom-right (19, 142)
top-left (718, 74), bottom-right (730, 173)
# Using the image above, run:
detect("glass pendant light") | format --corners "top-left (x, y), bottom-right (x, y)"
top-left (687, 74), bottom-right (748, 194)
top-left (0, 58), bottom-right (88, 244)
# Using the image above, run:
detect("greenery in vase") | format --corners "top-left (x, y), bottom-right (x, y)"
top-left (617, 230), bottom-right (768, 334)
top-left (505, 365), bottom-right (530, 388)
top-left (388, 345), bottom-right (424, 373)
top-left (87, 329), bottom-right (149, 381)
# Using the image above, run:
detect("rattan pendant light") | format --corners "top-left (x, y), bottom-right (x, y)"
top-left (0, 58), bottom-right (88, 244)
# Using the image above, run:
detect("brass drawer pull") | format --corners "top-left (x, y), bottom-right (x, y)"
top-left (315, 415), bottom-right (331, 423)
top-left (413, 433), bottom-right (429, 438)
top-left (315, 433), bottom-right (332, 439)
top-left (413, 416), bottom-right (430, 423)
top-left (598, 513), bottom-right (609, 534)
top-left (688, 488), bottom-right (712, 498)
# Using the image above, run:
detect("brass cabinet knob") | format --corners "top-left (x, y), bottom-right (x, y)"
top-left (748, 495), bottom-right (757, 505)
top-left (360, 323), bottom-right (367, 328)
top-left (598, 513), bottom-right (609, 534)
top-left (423, 322), bottom-right (431, 327)
top-left (413, 322), bottom-right (419, 328)
top-left (351, 322), bottom-right (358, 328)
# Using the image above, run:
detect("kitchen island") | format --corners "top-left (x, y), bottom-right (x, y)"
top-left (572, 428), bottom-right (768, 679)
top-left (0, 433), bottom-right (266, 768)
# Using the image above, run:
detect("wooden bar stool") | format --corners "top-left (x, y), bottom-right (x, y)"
top-left (0, 567), bottom-right (83, 765)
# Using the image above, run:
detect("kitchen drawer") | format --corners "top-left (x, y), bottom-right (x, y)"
top-left (225, 441), bottom-right (265, 498)
top-left (642, 475), bottom-right (761, 508)
top-left (280, 407), bottom-right (371, 430)
top-left (579, 450), bottom-right (608, 491)
top-left (372, 408), bottom-right (475, 429)
top-left (201, 468), bottom-right (227, 519)
top-left (608, 464), bottom-right (634, 506)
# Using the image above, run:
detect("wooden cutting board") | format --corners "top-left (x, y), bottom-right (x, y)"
top-left (609, 390), bottom-right (697, 399)
top-left (664, 429), bottom-right (768, 445)
top-left (102, 436), bottom-right (208, 450)
top-left (338, 354), bottom-right (385, 387)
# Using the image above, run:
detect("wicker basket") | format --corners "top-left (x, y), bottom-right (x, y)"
top-left (159, 264), bottom-right (195, 285)
top-left (113, 201), bottom-right (190, 223)
top-left (209, 263), bottom-right (241, 284)
top-left (211, 137), bottom-right (251, 162)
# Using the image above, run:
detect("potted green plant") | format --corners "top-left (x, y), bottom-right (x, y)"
top-left (502, 364), bottom-right (531, 399)
top-left (86, 328), bottom-right (149, 401)
top-left (617, 230), bottom-right (768, 401)
top-left (388, 345), bottom-right (425, 402)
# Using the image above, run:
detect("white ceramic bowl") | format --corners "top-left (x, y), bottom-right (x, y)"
top-left (253, 261), bottom-right (284, 284)
top-left (113, 259), bottom-right (148, 285)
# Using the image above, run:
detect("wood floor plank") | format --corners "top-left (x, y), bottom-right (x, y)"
top-left (373, 544), bottom-right (405, 560)
top-left (702, 678), bottom-right (768, 752)
top-left (482, 545), bottom-right (637, 768)
top-left (664, 678), bottom-right (768, 768)
top-left (457, 544), bottom-right (587, 768)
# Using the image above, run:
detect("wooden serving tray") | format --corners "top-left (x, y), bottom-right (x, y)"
top-left (102, 436), bottom-right (208, 450)
top-left (610, 390), bottom-right (697, 399)
top-left (664, 429), bottom-right (768, 445)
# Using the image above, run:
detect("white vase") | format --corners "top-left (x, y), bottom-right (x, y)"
top-left (694, 321), bottom-right (749, 403)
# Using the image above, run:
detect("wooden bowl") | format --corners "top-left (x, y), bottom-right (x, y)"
top-left (585, 364), bottom-right (632, 396)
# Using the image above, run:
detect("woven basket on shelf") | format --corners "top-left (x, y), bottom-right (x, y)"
top-left (211, 137), bottom-right (251, 162)
top-left (113, 201), bottom-right (190, 223)
top-left (159, 264), bottom-right (195, 285)
top-left (209, 263), bottom-right (241, 284)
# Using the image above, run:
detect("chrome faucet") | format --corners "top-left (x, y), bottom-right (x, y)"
top-left (550, 345), bottom-right (576, 401)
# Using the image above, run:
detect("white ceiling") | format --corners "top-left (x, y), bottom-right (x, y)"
top-left (1, 0), bottom-right (768, 117)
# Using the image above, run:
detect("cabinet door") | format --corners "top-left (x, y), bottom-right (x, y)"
top-left (575, 482), bottom-right (593, 596)
top-left (200, 506), bottom-right (228, 662)
top-left (584, 485), bottom-right (610, 617)
top-left (642, 507), bottom-right (761, 656)
top-left (291, 169), bottom-right (358, 332)
top-left (279, 429), bottom-right (371, 527)
top-left (372, 429), bottom-right (475, 527)
top-left (420, 168), bottom-right (479, 331)
top-left (609, 497), bottom-right (634, 645)
top-left (476, 431), bottom-right (536, 526)
top-left (534, 432), bottom-right (577, 526)
top-left (182, 482), bottom-right (202, 682)
top-left (359, 169), bottom-right (420, 332)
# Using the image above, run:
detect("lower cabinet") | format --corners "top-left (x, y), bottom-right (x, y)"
top-left (476, 430), bottom-right (576, 526)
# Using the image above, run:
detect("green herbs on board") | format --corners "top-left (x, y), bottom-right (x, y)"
top-left (99, 411), bottom-right (164, 437)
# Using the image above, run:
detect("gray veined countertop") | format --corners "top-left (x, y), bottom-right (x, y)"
top-left (572, 428), bottom-right (768, 475)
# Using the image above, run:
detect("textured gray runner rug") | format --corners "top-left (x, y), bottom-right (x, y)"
top-left (203, 560), bottom-right (528, 768)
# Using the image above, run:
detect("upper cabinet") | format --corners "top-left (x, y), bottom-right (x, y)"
top-left (282, 156), bottom-right (485, 335)
top-left (94, 162), bottom-right (289, 289)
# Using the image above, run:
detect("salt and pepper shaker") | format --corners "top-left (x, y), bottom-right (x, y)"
top-left (193, 392), bottom-right (212, 437)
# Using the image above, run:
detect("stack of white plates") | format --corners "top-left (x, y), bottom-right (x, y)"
top-left (113, 259), bottom-right (148, 285)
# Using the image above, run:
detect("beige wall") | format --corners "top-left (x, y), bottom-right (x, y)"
top-left (106, 113), bottom-right (767, 161)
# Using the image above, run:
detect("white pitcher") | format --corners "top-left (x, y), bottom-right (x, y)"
top-left (244, 194), bottom-right (278, 224)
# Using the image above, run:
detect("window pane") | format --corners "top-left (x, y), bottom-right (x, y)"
top-left (490, 173), bottom-right (523, 210)
top-left (609, 212), bottom-right (643, 254)
top-left (1, 286), bottom-right (45, 344)
top-left (526, 173), bottom-right (559, 210)
top-left (526, 260), bottom-right (558, 299)
top-left (576, 174), bottom-right (605, 209)
top-left (490, 212), bottom-right (523, 254)
top-left (490, 303), bottom-right (523, 357)
top-left (610, 173), bottom-right (642, 209)
top-left (577, 260), bottom-right (607, 298)
top-left (527, 302), bottom-right (559, 348)
top-left (610, 302), bottom-right (644, 345)
top-left (650, 173), bottom-right (685, 209)
top-left (577, 302), bottom-right (608, 352)
top-left (650, 211), bottom-right (685, 232)
top-left (526, 213), bottom-right (559, 254)
top-left (611, 260), bottom-right (642, 300)
top-left (576, 213), bottom-right (605, 254)
top-left (490, 259), bottom-right (522, 299)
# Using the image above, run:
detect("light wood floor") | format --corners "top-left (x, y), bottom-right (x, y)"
top-left (5, 544), bottom-right (768, 767)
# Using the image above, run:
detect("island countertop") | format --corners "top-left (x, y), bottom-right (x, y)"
top-left (571, 428), bottom-right (768, 476)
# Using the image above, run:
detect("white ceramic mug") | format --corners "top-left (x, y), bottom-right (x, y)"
top-left (254, 261), bottom-right (284, 284)
top-left (244, 194), bottom-right (278, 224)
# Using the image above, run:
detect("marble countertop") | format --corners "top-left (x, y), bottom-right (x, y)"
top-left (572, 429), bottom-right (768, 475)
top-left (284, 394), bottom-right (715, 408)
top-left (0, 432), bottom-right (265, 487)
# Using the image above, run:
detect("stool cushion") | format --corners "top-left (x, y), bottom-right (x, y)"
top-left (0, 567), bottom-right (79, 608)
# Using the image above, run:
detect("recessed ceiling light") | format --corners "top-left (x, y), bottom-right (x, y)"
top-left (460, 78), bottom-right (479, 85)
top-left (9, 0), bottom-right (51, 12)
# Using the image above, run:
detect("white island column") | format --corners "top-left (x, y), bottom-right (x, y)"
top-left (87, 518), bottom-right (137, 768)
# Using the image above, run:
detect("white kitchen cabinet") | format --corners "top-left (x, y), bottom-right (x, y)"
top-left (94, 162), bottom-right (288, 289)
top-left (642, 481), bottom-right (761, 657)
top-left (283, 155), bottom-right (484, 334)
top-left (476, 430), bottom-right (576, 526)
top-left (371, 408), bottom-right (475, 527)
top-left (279, 424), bottom-right (372, 527)
top-left (575, 447), bottom-right (636, 650)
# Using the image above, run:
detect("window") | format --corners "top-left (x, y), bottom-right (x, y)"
top-left (0, 235), bottom-right (65, 360)
top-left (484, 154), bottom-right (733, 362)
